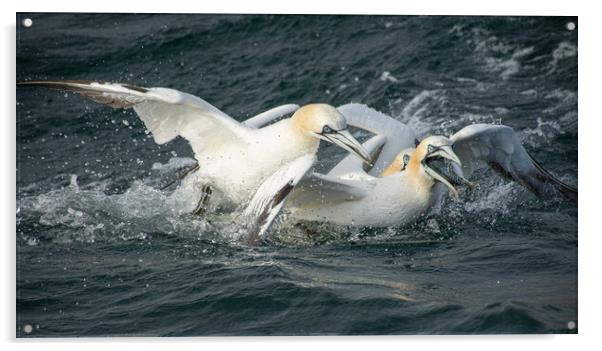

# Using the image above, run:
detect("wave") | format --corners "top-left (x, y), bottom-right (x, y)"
top-left (550, 41), bottom-right (577, 72)
top-left (449, 25), bottom-right (536, 80)
top-left (449, 301), bottom-right (551, 333)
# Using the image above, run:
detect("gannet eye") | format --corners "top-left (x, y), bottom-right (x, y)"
top-left (427, 144), bottom-right (435, 153)
top-left (322, 125), bottom-right (334, 134)
top-left (403, 154), bottom-right (410, 166)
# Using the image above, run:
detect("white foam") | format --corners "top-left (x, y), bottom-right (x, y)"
top-left (544, 88), bottom-right (576, 105)
top-left (463, 182), bottom-right (517, 215)
top-left (462, 25), bottom-right (534, 79)
top-left (484, 53), bottom-right (522, 80)
top-left (551, 41), bottom-right (577, 69)
top-left (18, 171), bottom-right (243, 244)
top-left (151, 156), bottom-right (197, 171)
top-left (520, 89), bottom-right (538, 96)
top-left (379, 71), bottom-right (399, 83)
top-left (519, 117), bottom-right (564, 147)
top-left (394, 90), bottom-right (446, 136)
top-left (542, 89), bottom-right (577, 120)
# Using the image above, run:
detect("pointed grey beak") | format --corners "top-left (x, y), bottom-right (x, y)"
top-left (424, 145), bottom-right (471, 199)
top-left (322, 129), bottom-right (372, 165)
top-left (429, 145), bottom-right (462, 167)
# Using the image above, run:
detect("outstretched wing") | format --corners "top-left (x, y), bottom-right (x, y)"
top-left (243, 154), bottom-right (316, 245)
top-left (451, 124), bottom-right (577, 201)
top-left (17, 80), bottom-right (252, 158)
top-left (242, 104), bottom-right (300, 128)
top-left (337, 103), bottom-right (416, 176)
top-left (290, 172), bottom-right (371, 209)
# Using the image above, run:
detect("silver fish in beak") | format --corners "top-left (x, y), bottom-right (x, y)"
top-left (423, 145), bottom-right (473, 199)
top-left (320, 128), bottom-right (372, 165)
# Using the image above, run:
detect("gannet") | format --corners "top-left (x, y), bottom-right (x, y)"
top-left (286, 104), bottom-right (577, 227)
top-left (288, 135), bottom-right (467, 226)
top-left (16, 81), bottom-right (371, 241)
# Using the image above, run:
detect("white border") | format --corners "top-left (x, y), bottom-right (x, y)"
top-left (3, 0), bottom-right (599, 350)
top-left (3, 0), bottom-right (582, 15)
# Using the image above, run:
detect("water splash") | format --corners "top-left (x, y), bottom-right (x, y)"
top-left (17, 166), bottom-right (246, 245)
top-left (392, 90), bottom-right (448, 136)
top-left (520, 117), bottom-right (564, 148)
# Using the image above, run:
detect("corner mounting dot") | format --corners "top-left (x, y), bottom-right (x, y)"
top-left (23, 324), bottom-right (33, 334)
top-left (566, 22), bottom-right (575, 31)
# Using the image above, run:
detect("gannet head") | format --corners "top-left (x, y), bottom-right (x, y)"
top-left (408, 136), bottom-right (471, 198)
top-left (381, 147), bottom-right (415, 177)
top-left (292, 104), bottom-right (371, 164)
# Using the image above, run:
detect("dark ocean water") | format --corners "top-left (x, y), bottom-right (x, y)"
top-left (16, 14), bottom-right (578, 336)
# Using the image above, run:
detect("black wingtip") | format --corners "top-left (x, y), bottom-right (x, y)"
top-left (16, 80), bottom-right (44, 86)
top-left (16, 80), bottom-right (88, 89)
top-left (528, 152), bottom-right (578, 203)
top-left (17, 80), bottom-right (150, 93)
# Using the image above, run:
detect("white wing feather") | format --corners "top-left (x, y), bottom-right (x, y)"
top-left (337, 103), bottom-right (416, 175)
top-left (17, 80), bottom-right (252, 157)
top-left (327, 135), bottom-right (386, 179)
top-left (451, 124), bottom-right (577, 201)
top-left (243, 154), bottom-right (316, 244)
top-left (290, 172), bottom-right (371, 208)
top-left (242, 104), bottom-right (300, 128)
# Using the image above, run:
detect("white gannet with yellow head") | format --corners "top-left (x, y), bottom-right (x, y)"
top-left (287, 104), bottom-right (577, 228)
top-left (16, 81), bottom-right (371, 241)
top-left (289, 135), bottom-right (469, 227)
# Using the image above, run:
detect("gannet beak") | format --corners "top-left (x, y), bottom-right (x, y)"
top-left (427, 165), bottom-right (460, 199)
top-left (424, 146), bottom-right (472, 199)
top-left (429, 145), bottom-right (462, 167)
top-left (322, 129), bottom-right (372, 165)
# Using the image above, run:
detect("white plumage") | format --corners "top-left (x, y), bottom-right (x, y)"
top-left (17, 81), bottom-right (576, 236)
top-left (289, 105), bottom-right (577, 227)
top-left (17, 80), bottom-right (372, 241)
